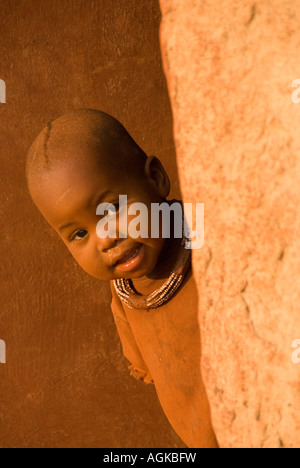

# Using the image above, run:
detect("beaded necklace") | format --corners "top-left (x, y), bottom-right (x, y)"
top-left (113, 231), bottom-right (191, 310)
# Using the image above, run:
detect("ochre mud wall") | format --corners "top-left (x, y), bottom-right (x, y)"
top-left (0, 0), bottom-right (184, 448)
top-left (159, 0), bottom-right (300, 448)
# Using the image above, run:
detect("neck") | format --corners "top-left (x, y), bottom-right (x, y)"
top-left (132, 199), bottom-right (189, 294)
top-left (146, 235), bottom-right (183, 280)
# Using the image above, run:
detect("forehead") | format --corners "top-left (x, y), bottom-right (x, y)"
top-left (31, 150), bottom-right (124, 228)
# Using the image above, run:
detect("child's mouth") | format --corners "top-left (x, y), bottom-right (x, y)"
top-left (114, 245), bottom-right (145, 272)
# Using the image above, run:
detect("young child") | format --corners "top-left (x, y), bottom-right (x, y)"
top-left (25, 109), bottom-right (218, 448)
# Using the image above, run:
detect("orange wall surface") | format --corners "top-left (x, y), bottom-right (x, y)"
top-left (159, 0), bottom-right (300, 448)
top-left (0, 0), bottom-right (184, 448)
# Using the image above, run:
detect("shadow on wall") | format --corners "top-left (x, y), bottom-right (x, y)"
top-left (0, 0), bottom-right (183, 448)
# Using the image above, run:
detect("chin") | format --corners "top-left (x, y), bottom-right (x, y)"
top-left (115, 269), bottom-right (149, 280)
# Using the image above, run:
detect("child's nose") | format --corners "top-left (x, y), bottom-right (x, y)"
top-left (95, 232), bottom-right (122, 253)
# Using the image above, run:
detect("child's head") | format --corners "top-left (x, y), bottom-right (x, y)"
top-left (26, 109), bottom-right (171, 280)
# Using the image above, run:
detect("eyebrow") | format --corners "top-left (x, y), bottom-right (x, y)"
top-left (59, 221), bottom-right (76, 233)
top-left (58, 189), bottom-right (114, 233)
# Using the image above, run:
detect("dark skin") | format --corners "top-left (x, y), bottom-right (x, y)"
top-left (27, 116), bottom-right (218, 448)
top-left (28, 147), bottom-right (184, 287)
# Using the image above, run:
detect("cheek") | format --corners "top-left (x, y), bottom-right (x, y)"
top-left (121, 201), bottom-right (161, 243)
top-left (67, 245), bottom-right (108, 278)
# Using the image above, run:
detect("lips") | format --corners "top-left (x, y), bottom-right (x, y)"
top-left (114, 247), bottom-right (141, 266)
top-left (112, 245), bottom-right (145, 272)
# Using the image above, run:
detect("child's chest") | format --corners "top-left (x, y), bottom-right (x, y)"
top-left (124, 272), bottom-right (201, 386)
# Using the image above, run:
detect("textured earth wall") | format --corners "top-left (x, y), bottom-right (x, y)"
top-left (159, 0), bottom-right (300, 448)
top-left (0, 0), bottom-right (183, 448)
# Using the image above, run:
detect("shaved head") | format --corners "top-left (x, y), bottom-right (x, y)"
top-left (25, 109), bottom-right (171, 280)
top-left (26, 109), bottom-right (148, 197)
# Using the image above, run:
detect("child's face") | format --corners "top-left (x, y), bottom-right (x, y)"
top-left (31, 150), bottom-right (167, 280)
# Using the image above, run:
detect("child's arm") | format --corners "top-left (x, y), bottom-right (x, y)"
top-left (110, 282), bottom-right (154, 385)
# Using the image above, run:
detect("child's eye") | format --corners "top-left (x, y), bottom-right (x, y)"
top-left (70, 229), bottom-right (88, 242)
top-left (106, 202), bottom-right (120, 218)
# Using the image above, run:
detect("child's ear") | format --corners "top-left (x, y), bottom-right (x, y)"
top-left (144, 156), bottom-right (170, 198)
